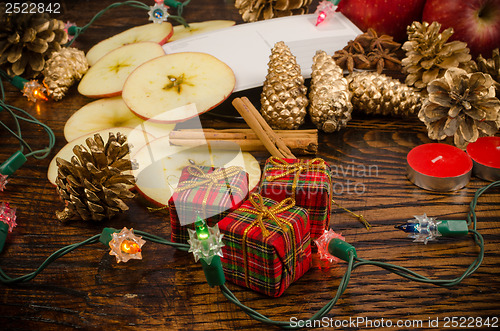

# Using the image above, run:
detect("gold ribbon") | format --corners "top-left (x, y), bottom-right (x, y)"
top-left (239, 193), bottom-right (303, 287)
top-left (175, 165), bottom-right (244, 218)
top-left (265, 157), bottom-right (328, 198)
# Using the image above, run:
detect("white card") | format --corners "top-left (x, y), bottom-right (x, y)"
top-left (163, 13), bottom-right (362, 92)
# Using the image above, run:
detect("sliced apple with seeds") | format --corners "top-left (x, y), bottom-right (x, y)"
top-left (47, 127), bottom-right (155, 186)
top-left (64, 96), bottom-right (175, 142)
top-left (169, 20), bottom-right (235, 42)
top-left (78, 42), bottom-right (165, 98)
top-left (122, 52), bottom-right (235, 123)
top-left (132, 136), bottom-right (261, 206)
top-left (86, 23), bottom-right (173, 66)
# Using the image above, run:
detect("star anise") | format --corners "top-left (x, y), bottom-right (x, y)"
top-left (333, 29), bottom-right (402, 73)
top-left (368, 28), bottom-right (401, 52)
top-left (333, 49), bottom-right (370, 73)
top-left (368, 48), bottom-right (402, 73)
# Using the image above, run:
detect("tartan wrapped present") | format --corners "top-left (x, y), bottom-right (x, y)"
top-left (219, 193), bottom-right (312, 297)
top-left (259, 157), bottom-right (333, 241)
top-left (168, 165), bottom-right (249, 243)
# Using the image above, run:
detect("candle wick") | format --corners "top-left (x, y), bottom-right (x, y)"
top-left (431, 155), bottom-right (443, 163)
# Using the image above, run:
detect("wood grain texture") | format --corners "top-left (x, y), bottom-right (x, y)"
top-left (0, 1), bottom-right (499, 330)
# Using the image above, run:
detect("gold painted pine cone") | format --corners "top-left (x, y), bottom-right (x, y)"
top-left (261, 41), bottom-right (308, 130)
top-left (55, 133), bottom-right (136, 223)
top-left (309, 50), bottom-right (352, 132)
top-left (347, 71), bottom-right (422, 117)
top-left (402, 21), bottom-right (472, 93)
top-left (43, 47), bottom-right (89, 100)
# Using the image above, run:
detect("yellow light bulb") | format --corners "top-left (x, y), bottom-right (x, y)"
top-left (33, 88), bottom-right (48, 101)
top-left (120, 239), bottom-right (141, 254)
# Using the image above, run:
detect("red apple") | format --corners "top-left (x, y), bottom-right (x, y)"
top-left (337, 0), bottom-right (427, 41)
top-left (422, 0), bottom-right (500, 58)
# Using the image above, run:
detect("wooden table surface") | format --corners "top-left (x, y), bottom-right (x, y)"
top-left (1, 1), bottom-right (499, 330)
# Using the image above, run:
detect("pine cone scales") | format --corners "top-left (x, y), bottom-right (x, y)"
top-left (347, 71), bottom-right (422, 117)
top-left (402, 21), bottom-right (472, 92)
top-left (261, 41), bottom-right (308, 129)
top-left (419, 68), bottom-right (500, 149)
top-left (309, 50), bottom-right (352, 132)
top-left (0, 2), bottom-right (68, 77)
top-left (56, 133), bottom-right (136, 222)
top-left (235, 0), bottom-right (312, 22)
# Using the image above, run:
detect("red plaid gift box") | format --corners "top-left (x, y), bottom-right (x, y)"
top-left (168, 165), bottom-right (249, 243)
top-left (259, 157), bottom-right (332, 241)
top-left (218, 193), bottom-right (311, 297)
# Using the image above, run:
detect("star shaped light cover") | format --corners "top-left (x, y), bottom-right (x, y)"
top-left (396, 214), bottom-right (441, 244)
top-left (314, 229), bottom-right (345, 263)
top-left (187, 223), bottom-right (224, 265)
top-left (148, 2), bottom-right (169, 24)
top-left (0, 174), bottom-right (8, 191)
top-left (109, 227), bottom-right (146, 263)
top-left (0, 202), bottom-right (17, 232)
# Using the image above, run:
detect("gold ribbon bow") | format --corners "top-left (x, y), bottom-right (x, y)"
top-left (176, 165), bottom-right (244, 217)
top-left (239, 193), bottom-right (303, 287)
top-left (265, 157), bottom-right (328, 198)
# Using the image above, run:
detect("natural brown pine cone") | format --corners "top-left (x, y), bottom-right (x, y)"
top-left (55, 133), bottom-right (136, 222)
top-left (418, 67), bottom-right (500, 149)
top-left (0, 2), bottom-right (68, 77)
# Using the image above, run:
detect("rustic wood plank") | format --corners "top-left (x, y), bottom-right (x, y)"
top-left (0, 1), bottom-right (499, 330)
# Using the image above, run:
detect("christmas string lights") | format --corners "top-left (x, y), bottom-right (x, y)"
top-left (65, 0), bottom-right (191, 46)
top-left (0, 181), bottom-right (497, 328)
top-left (0, 70), bottom-right (56, 185)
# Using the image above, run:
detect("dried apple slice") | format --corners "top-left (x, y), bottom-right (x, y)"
top-left (64, 96), bottom-right (175, 142)
top-left (169, 20), bottom-right (235, 42)
top-left (78, 42), bottom-right (165, 98)
top-left (47, 128), bottom-right (154, 186)
top-left (132, 136), bottom-right (260, 206)
top-left (86, 23), bottom-right (173, 66)
top-left (122, 52), bottom-right (235, 123)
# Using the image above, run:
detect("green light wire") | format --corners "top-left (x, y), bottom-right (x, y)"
top-left (66, 0), bottom-right (190, 47)
top-left (0, 181), bottom-right (496, 329)
top-left (217, 181), bottom-right (497, 328)
top-left (0, 70), bottom-right (56, 160)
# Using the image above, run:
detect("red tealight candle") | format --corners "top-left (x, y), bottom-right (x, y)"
top-left (407, 143), bottom-right (472, 191)
top-left (466, 136), bottom-right (500, 182)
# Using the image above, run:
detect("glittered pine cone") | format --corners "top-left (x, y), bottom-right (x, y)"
top-left (418, 67), bottom-right (500, 149)
top-left (55, 133), bottom-right (136, 222)
top-left (260, 41), bottom-right (308, 129)
top-left (402, 21), bottom-right (472, 93)
top-left (235, 0), bottom-right (313, 22)
top-left (0, 2), bottom-right (68, 77)
top-left (309, 50), bottom-right (352, 132)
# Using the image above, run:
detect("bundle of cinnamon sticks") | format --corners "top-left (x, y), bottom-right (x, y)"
top-left (169, 128), bottom-right (318, 155)
top-left (169, 97), bottom-right (318, 157)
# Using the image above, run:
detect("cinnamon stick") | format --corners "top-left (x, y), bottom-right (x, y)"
top-left (231, 97), bottom-right (296, 159)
